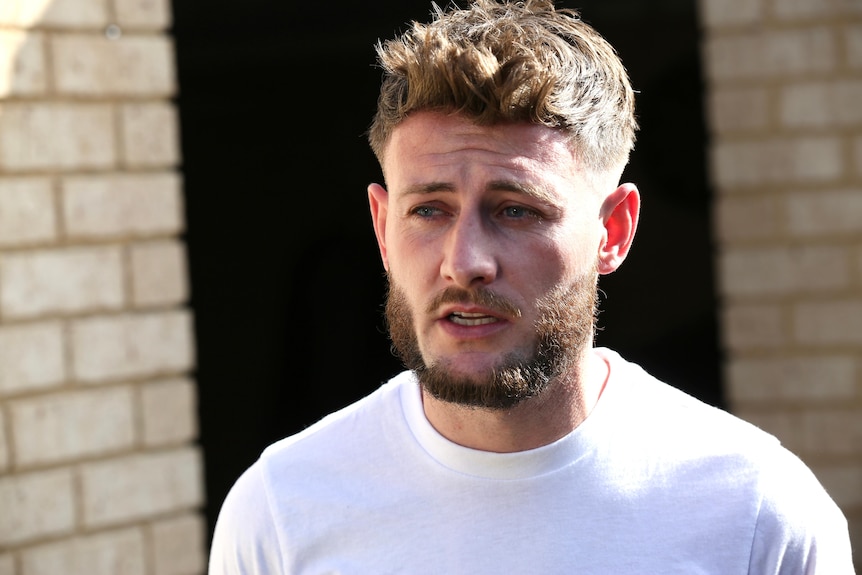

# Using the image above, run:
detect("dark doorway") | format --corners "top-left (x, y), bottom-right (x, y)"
top-left (171, 0), bottom-right (721, 545)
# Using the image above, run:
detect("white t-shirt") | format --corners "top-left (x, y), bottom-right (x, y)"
top-left (209, 348), bottom-right (854, 574)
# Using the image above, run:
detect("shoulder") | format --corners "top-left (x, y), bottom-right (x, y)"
top-left (749, 447), bottom-right (854, 573)
top-left (260, 371), bottom-right (413, 467)
top-left (208, 372), bottom-right (416, 574)
top-left (596, 347), bottom-right (778, 453)
top-left (597, 348), bottom-right (854, 572)
top-left (208, 461), bottom-right (282, 574)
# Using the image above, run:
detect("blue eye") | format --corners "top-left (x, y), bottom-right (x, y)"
top-left (503, 206), bottom-right (534, 218)
top-left (412, 206), bottom-right (440, 218)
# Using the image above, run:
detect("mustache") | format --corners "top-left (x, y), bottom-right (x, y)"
top-left (426, 286), bottom-right (522, 319)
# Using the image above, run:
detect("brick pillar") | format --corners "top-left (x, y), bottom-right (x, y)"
top-left (700, 0), bottom-right (862, 561)
top-left (0, 1), bottom-right (205, 574)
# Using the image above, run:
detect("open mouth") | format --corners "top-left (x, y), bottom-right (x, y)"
top-left (449, 311), bottom-right (499, 326)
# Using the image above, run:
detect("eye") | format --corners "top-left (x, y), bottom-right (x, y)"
top-left (410, 205), bottom-right (443, 218)
top-left (502, 205), bottom-right (540, 219)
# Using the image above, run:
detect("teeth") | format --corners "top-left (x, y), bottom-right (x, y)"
top-left (450, 312), bottom-right (498, 326)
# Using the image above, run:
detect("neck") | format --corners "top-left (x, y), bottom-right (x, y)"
top-left (420, 348), bottom-right (610, 453)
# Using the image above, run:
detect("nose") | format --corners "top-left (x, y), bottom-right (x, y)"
top-left (440, 213), bottom-right (498, 288)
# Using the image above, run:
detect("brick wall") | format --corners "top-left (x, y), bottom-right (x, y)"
top-left (0, 0), bottom-right (205, 574)
top-left (701, 0), bottom-right (862, 561)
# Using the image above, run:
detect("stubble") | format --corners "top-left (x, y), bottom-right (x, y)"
top-left (384, 271), bottom-right (598, 410)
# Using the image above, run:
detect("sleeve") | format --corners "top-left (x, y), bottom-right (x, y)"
top-left (748, 447), bottom-right (855, 575)
top-left (208, 461), bottom-right (285, 575)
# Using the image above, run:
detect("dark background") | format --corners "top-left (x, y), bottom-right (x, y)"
top-left (171, 0), bottom-right (721, 544)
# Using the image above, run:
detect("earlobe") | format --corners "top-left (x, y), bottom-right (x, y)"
top-left (597, 183), bottom-right (640, 275)
top-left (368, 183), bottom-right (390, 270)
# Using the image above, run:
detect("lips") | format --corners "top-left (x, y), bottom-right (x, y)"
top-left (430, 288), bottom-right (521, 330)
top-left (448, 311), bottom-right (499, 326)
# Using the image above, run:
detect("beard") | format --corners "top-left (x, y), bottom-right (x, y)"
top-left (384, 271), bottom-right (598, 410)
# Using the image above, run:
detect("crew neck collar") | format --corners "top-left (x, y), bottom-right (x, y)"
top-left (399, 347), bottom-right (621, 480)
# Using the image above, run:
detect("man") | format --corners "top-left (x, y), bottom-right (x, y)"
top-left (209, 1), bottom-right (854, 573)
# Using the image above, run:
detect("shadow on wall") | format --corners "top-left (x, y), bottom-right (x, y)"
top-left (277, 233), bottom-right (401, 432)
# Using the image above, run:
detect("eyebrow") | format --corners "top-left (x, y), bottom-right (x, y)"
top-left (403, 180), bottom-right (556, 204)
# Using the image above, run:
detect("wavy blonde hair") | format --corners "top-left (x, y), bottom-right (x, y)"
top-left (368, 0), bottom-right (637, 175)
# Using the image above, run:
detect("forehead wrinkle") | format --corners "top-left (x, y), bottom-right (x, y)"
top-left (385, 113), bottom-right (593, 199)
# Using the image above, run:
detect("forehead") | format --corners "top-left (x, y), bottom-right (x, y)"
top-left (382, 112), bottom-right (582, 188)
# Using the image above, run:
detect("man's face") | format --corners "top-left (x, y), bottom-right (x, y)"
top-left (368, 111), bottom-right (620, 409)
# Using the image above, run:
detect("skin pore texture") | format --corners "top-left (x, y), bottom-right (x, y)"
top-left (368, 111), bottom-right (640, 453)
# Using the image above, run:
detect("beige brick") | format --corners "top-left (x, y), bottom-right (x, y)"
top-left (71, 310), bottom-right (194, 383)
top-left (0, 468), bottom-right (75, 545)
top-left (814, 463), bottom-right (862, 508)
top-left (0, 103), bottom-right (115, 171)
top-left (707, 87), bottom-right (768, 134)
top-left (0, 410), bottom-right (7, 472)
top-left (802, 409), bottom-right (862, 455)
top-left (780, 80), bottom-right (862, 128)
top-left (0, 554), bottom-right (13, 575)
top-left (0, 246), bottom-right (124, 319)
top-left (705, 27), bottom-right (836, 81)
top-left (719, 245), bottom-right (849, 296)
top-left (115, 0), bottom-right (171, 30)
top-left (712, 137), bottom-right (843, 188)
top-left (786, 188), bottom-right (862, 237)
top-left (10, 387), bottom-right (135, 467)
top-left (151, 514), bottom-right (206, 575)
top-left (794, 299), bottom-right (862, 346)
top-left (0, 322), bottom-right (65, 396)
top-left (721, 303), bottom-right (787, 350)
top-left (62, 173), bottom-right (182, 239)
top-left (130, 240), bottom-right (188, 307)
top-left (0, 0), bottom-right (107, 27)
top-left (141, 378), bottom-right (196, 447)
top-left (52, 34), bottom-right (174, 96)
top-left (0, 177), bottom-right (57, 246)
top-left (0, 29), bottom-right (46, 97)
top-left (120, 102), bottom-right (180, 168)
top-left (80, 447), bottom-right (203, 528)
top-left (728, 355), bottom-right (856, 403)
top-left (20, 527), bottom-right (145, 575)
top-left (714, 195), bottom-right (779, 241)
top-left (773, 0), bottom-right (862, 20)
top-left (698, 0), bottom-right (764, 27)
top-left (847, 24), bottom-right (862, 69)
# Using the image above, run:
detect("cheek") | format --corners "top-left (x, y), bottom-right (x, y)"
top-left (389, 229), bottom-right (442, 277)
top-left (387, 260), bottom-right (431, 314)
top-left (514, 237), bottom-right (598, 304)
top-left (561, 215), bottom-right (606, 267)
top-left (536, 226), bottom-right (598, 273)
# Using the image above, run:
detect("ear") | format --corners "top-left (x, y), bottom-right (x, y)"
top-left (597, 182), bottom-right (640, 275)
top-left (368, 183), bottom-right (390, 271)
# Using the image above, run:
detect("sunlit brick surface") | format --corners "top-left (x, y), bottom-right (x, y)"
top-left (0, 0), bottom-right (203, 571)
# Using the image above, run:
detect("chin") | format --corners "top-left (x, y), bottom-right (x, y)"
top-left (416, 350), bottom-right (552, 410)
